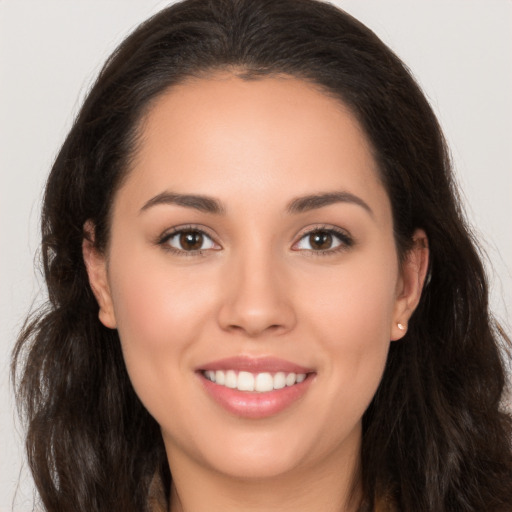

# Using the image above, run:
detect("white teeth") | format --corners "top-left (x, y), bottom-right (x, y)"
top-left (225, 370), bottom-right (237, 388)
top-left (285, 372), bottom-right (296, 386)
top-left (203, 370), bottom-right (308, 392)
top-left (255, 372), bottom-right (274, 392)
top-left (237, 371), bottom-right (254, 391)
top-left (273, 372), bottom-right (286, 390)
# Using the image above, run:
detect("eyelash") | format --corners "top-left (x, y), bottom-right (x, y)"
top-left (157, 224), bottom-right (218, 257)
top-left (156, 224), bottom-right (354, 256)
top-left (293, 225), bottom-right (354, 256)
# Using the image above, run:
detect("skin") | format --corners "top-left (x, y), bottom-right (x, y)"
top-left (83, 73), bottom-right (428, 512)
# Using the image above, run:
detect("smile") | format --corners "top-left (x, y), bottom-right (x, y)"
top-left (197, 357), bottom-right (315, 419)
top-left (202, 370), bottom-right (307, 392)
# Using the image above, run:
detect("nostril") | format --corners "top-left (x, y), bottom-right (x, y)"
top-left (217, 280), bottom-right (297, 336)
top-left (224, 322), bottom-right (286, 338)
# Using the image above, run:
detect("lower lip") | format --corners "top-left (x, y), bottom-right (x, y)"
top-left (198, 372), bottom-right (314, 419)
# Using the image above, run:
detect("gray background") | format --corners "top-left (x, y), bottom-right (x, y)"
top-left (1, 1), bottom-right (511, 510)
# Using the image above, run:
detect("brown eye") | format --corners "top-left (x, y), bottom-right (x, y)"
top-left (294, 228), bottom-right (353, 253)
top-left (308, 231), bottom-right (333, 250)
top-left (179, 231), bottom-right (204, 251)
top-left (163, 229), bottom-right (218, 253)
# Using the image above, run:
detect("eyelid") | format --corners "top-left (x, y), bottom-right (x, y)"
top-left (157, 224), bottom-right (222, 254)
top-left (291, 224), bottom-right (354, 253)
top-left (155, 223), bottom-right (353, 256)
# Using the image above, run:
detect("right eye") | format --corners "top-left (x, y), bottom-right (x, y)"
top-left (160, 228), bottom-right (219, 254)
top-left (292, 226), bottom-right (354, 255)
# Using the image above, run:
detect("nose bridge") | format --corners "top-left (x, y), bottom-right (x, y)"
top-left (218, 240), bottom-right (295, 336)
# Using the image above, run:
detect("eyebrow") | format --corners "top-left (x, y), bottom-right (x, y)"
top-left (139, 190), bottom-right (373, 217)
top-left (140, 192), bottom-right (226, 215)
top-left (286, 191), bottom-right (373, 217)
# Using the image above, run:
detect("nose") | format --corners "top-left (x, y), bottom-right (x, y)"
top-left (217, 249), bottom-right (297, 338)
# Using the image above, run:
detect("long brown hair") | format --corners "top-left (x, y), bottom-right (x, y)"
top-left (12, 0), bottom-right (512, 510)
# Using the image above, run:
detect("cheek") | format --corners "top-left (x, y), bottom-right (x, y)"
top-left (303, 250), bottom-right (398, 341)
top-left (301, 253), bottom-right (397, 412)
top-left (109, 249), bottom-right (213, 345)
top-left (106, 250), bottom-right (219, 403)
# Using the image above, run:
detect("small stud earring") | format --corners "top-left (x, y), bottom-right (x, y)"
top-left (397, 323), bottom-right (406, 331)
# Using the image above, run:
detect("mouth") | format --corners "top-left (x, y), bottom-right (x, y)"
top-left (201, 369), bottom-right (307, 392)
top-left (197, 356), bottom-right (316, 419)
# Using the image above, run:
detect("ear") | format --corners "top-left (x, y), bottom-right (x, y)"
top-left (82, 221), bottom-right (117, 329)
top-left (390, 229), bottom-right (429, 341)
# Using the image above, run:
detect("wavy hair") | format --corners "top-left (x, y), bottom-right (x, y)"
top-left (12, 0), bottom-right (512, 510)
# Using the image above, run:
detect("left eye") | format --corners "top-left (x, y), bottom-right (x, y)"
top-left (294, 229), bottom-right (350, 251)
top-left (164, 229), bottom-right (218, 252)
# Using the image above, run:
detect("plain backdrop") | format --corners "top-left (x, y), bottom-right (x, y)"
top-left (1, 1), bottom-right (511, 510)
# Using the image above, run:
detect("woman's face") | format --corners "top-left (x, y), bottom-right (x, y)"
top-left (85, 74), bottom-right (425, 481)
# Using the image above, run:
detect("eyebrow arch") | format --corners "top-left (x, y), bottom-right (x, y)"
top-left (140, 192), bottom-right (226, 215)
top-left (286, 191), bottom-right (373, 217)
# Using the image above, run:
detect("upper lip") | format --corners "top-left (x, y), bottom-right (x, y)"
top-left (197, 356), bottom-right (314, 374)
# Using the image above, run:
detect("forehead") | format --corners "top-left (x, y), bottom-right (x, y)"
top-left (120, 73), bottom-right (389, 219)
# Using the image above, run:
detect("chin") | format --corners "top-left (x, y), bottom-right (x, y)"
top-left (207, 447), bottom-right (305, 480)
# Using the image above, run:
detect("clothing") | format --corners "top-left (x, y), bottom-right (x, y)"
top-left (374, 494), bottom-right (397, 512)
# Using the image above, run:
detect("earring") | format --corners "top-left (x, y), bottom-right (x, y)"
top-left (397, 322), bottom-right (406, 331)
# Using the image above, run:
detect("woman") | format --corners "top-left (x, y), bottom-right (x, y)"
top-left (12, 0), bottom-right (512, 510)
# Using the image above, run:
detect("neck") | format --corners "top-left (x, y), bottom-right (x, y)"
top-left (167, 433), bottom-right (362, 512)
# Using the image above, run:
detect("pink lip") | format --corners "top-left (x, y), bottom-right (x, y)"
top-left (196, 356), bottom-right (315, 419)
top-left (197, 355), bottom-right (313, 374)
